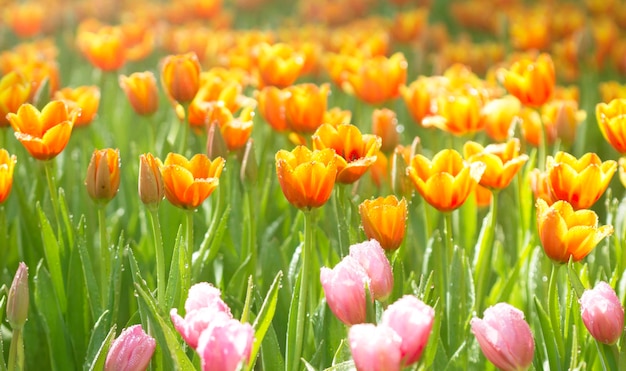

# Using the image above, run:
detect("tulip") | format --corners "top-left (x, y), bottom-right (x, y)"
top-left (372, 108), bottom-right (400, 153)
top-left (138, 153), bottom-right (164, 209)
top-left (596, 98), bottom-right (626, 154)
top-left (580, 282), bottom-right (624, 344)
top-left (0, 71), bottom-right (30, 127)
top-left (119, 72), bottom-right (159, 116)
top-left (196, 318), bottom-right (254, 371)
top-left (7, 101), bottom-right (76, 161)
top-left (5, 2), bottom-right (44, 38)
top-left (171, 282), bottom-right (232, 349)
top-left (77, 26), bottom-right (126, 72)
top-left (54, 86), bottom-right (101, 127)
top-left (275, 146), bottom-right (337, 210)
top-left (205, 105), bottom-right (254, 152)
top-left (406, 149), bottom-right (485, 212)
top-left (482, 95), bottom-right (522, 142)
top-left (471, 303), bottom-right (534, 371)
top-left (349, 240), bottom-right (393, 301)
top-left (529, 168), bottom-right (556, 204)
top-left (464, 139), bottom-right (529, 190)
top-left (0, 150), bottom-right (17, 204)
top-left (498, 53), bottom-right (555, 107)
top-left (536, 198), bottom-right (613, 263)
top-left (257, 42), bottom-right (304, 88)
top-left (312, 123), bottom-right (381, 184)
top-left (349, 324), bottom-right (402, 371)
top-left (381, 295), bottom-right (434, 366)
top-left (400, 76), bottom-right (443, 126)
top-left (104, 325), bottom-right (156, 371)
top-left (320, 256), bottom-right (371, 326)
top-left (422, 92), bottom-right (485, 136)
top-left (160, 153), bottom-right (225, 210)
top-left (359, 196), bottom-right (407, 251)
top-left (6, 262), bottom-right (28, 330)
top-left (161, 52), bottom-right (202, 104)
top-left (344, 53), bottom-right (407, 105)
top-left (256, 86), bottom-right (289, 132)
top-left (323, 107), bottom-right (352, 127)
top-left (85, 148), bottom-right (121, 205)
top-left (546, 152), bottom-right (616, 210)
top-left (284, 83), bottom-right (330, 134)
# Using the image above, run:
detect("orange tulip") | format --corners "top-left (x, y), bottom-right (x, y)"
top-left (390, 8), bottom-right (429, 43)
top-left (285, 83), bottom-right (330, 134)
top-left (256, 86), bottom-right (288, 132)
top-left (369, 149), bottom-right (388, 189)
top-left (188, 77), bottom-right (248, 127)
top-left (546, 152), bottom-right (616, 210)
top-left (77, 26), bottom-right (126, 72)
top-left (596, 99), bottom-right (626, 154)
top-left (463, 139), bottom-right (529, 190)
top-left (119, 72), bottom-right (159, 116)
top-left (160, 153), bottom-right (225, 210)
top-left (275, 146), bottom-right (337, 210)
top-left (7, 101), bottom-right (76, 161)
top-left (498, 53), bottom-right (555, 107)
top-left (160, 52), bottom-right (202, 105)
top-left (5, 2), bottom-right (44, 38)
top-left (536, 198), bottom-right (613, 263)
top-left (344, 52), bottom-right (407, 105)
top-left (312, 123), bottom-right (381, 184)
top-left (0, 71), bottom-right (31, 127)
top-left (138, 153), bottom-right (165, 209)
top-left (482, 95), bottom-right (522, 142)
top-left (372, 108), bottom-right (399, 153)
top-left (85, 148), bottom-right (121, 205)
top-left (0, 149), bottom-right (16, 204)
top-left (256, 43), bottom-right (304, 88)
top-left (206, 105), bottom-right (254, 152)
top-left (400, 76), bottom-right (442, 125)
top-left (359, 195), bottom-right (407, 251)
top-left (474, 184), bottom-right (492, 208)
top-left (54, 86), bottom-right (101, 127)
top-left (599, 82), bottom-right (626, 103)
top-left (323, 107), bottom-right (352, 127)
top-left (529, 168), bottom-right (556, 205)
top-left (422, 92), bottom-right (485, 136)
top-left (520, 106), bottom-right (556, 147)
top-left (16, 59), bottom-right (61, 102)
top-left (543, 99), bottom-right (585, 147)
top-left (406, 149), bottom-right (485, 212)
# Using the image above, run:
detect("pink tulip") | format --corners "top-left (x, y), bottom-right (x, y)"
top-left (104, 325), bottom-right (156, 371)
top-left (471, 303), bottom-right (534, 371)
top-left (196, 318), bottom-right (254, 371)
top-left (349, 323), bottom-right (402, 371)
top-left (171, 282), bottom-right (232, 349)
top-left (320, 255), bottom-right (371, 326)
top-left (349, 240), bottom-right (394, 301)
top-left (381, 295), bottom-right (434, 366)
top-left (580, 281), bottom-right (625, 344)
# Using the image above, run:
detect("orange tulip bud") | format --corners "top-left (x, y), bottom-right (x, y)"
top-left (482, 95), bottom-right (522, 142)
top-left (256, 43), bottom-right (304, 88)
top-left (119, 72), bottom-right (159, 116)
top-left (0, 71), bottom-right (30, 127)
top-left (85, 148), bottom-right (121, 205)
top-left (161, 52), bottom-right (202, 104)
top-left (406, 149), bottom-right (485, 212)
top-left (285, 83), bottom-right (330, 134)
top-left (359, 195), bottom-right (407, 251)
top-left (275, 146), bottom-right (337, 210)
top-left (161, 153), bottom-right (225, 210)
top-left (54, 86), bottom-right (101, 127)
top-left (372, 109), bottom-right (399, 153)
top-left (77, 26), bottom-right (126, 72)
top-left (0, 149), bottom-right (17, 204)
top-left (596, 99), bottom-right (626, 154)
top-left (256, 86), bottom-right (288, 132)
top-left (498, 53), bottom-right (555, 107)
top-left (138, 153), bottom-right (165, 209)
top-left (536, 198), bottom-right (613, 263)
top-left (7, 101), bottom-right (76, 161)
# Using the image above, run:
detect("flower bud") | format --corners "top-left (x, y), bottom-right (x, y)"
top-left (196, 318), bottom-right (254, 371)
top-left (6, 262), bottom-right (29, 329)
top-left (138, 153), bottom-right (164, 209)
top-left (349, 240), bottom-right (393, 301)
top-left (372, 108), bottom-right (400, 153)
top-left (104, 324), bottom-right (156, 371)
top-left (239, 138), bottom-right (258, 187)
top-left (471, 303), bottom-right (534, 371)
top-left (381, 295), bottom-right (434, 366)
top-left (320, 256), bottom-right (371, 326)
top-left (206, 122), bottom-right (228, 160)
top-left (349, 324), bottom-right (402, 371)
top-left (85, 148), bottom-right (121, 205)
top-left (580, 281), bottom-right (624, 345)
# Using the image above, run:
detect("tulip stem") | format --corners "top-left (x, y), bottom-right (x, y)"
top-left (444, 212), bottom-right (454, 262)
top-left (290, 209), bottom-right (314, 371)
top-left (474, 190), bottom-right (498, 312)
top-left (178, 103), bottom-right (190, 156)
top-left (185, 209), bottom-right (194, 287)
top-left (7, 327), bottom-right (24, 371)
top-left (548, 263), bottom-right (565, 362)
top-left (0, 205), bottom-right (7, 265)
top-left (333, 184), bottom-right (350, 257)
top-left (148, 208), bottom-right (165, 308)
top-left (98, 206), bottom-right (110, 306)
top-left (43, 160), bottom-right (61, 231)
top-left (537, 108), bottom-right (548, 170)
top-left (242, 188), bottom-right (257, 284)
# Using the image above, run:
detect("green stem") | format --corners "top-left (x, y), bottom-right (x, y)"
top-left (98, 206), bottom-right (109, 306)
top-left (243, 189), bottom-right (257, 282)
top-left (537, 107), bottom-right (548, 171)
top-left (149, 208), bottom-right (165, 308)
top-left (7, 327), bottom-right (23, 371)
top-left (291, 209), bottom-right (314, 371)
top-left (548, 263), bottom-right (565, 363)
top-left (0, 205), bottom-right (7, 265)
top-left (185, 210), bottom-right (194, 287)
top-left (178, 103), bottom-right (190, 156)
top-left (333, 184), bottom-right (349, 257)
top-left (444, 212), bottom-right (454, 261)
top-left (43, 160), bottom-right (61, 230)
top-left (422, 199), bottom-right (432, 242)
top-left (474, 190), bottom-right (498, 312)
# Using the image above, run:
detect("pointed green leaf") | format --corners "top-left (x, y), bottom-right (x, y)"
top-left (37, 203), bottom-right (67, 314)
top-left (84, 310), bottom-right (112, 371)
top-left (248, 271), bottom-right (283, 370)
top-left (76, 216), bottom-right (102, 318)
top-left (534, 296), bottom-right (562, 371)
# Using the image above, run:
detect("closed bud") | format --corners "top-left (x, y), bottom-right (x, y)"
top-left (138, 153), bottom-right (164, 209)
top-left (320, 256), bottom-right (371, 326)
top-left (7, 262), bottom-right (29, 329)
top-left (349, 324), bottom-right (402, 371)
top-left (580, 281), bottom-right (624, 345)
top-left (105, 325), bottom-right (156, 371)
top-left (85, 148), bottom-right (121, 205)
top-left (349, 240), bottom-right (393, 301)
top-left (206, 122), bottom-right (228, 160)
top-left (239, 138), bottom-right (258, 187)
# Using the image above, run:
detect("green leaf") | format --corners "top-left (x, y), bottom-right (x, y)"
top-left (37, 203), bottom-right (67, 314)
top-left (567, 259), bottom-right (586, 299)
top-left (241, 275), bottom-right (254, 324)
top-left (76, 216), bottom-right (102, 318)
top-left (285, 266), bottom-right (302, 371)
top-left (165, 226), bottom-right (184, 310)
top-left (57, 188), bottom-right (75, 250)
top-left (106, 236), bottom-right (124, 329)
top-left (248, 271), bottom-right (283, 370)
top-left (260, 322), bottom-right (285, 371)
top-left (34, 261), bottom-right (75, 371)
top-left (534, 296), bottom-right (562, 371)
top-left (0, 328), bottom-right (6, 371)
top-left (322, 360), bottom-right (355, 371)
top-left (84, 310), bottom-right (112, 371)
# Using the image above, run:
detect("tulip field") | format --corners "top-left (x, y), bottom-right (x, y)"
top-left (2, 0), bottom-right (626, 370)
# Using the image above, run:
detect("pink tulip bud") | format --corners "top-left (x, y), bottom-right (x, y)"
top-left (171, 282), bottom-right (232, 349)
top-left (196, 318), bottom-right (254, 371)
top-left (471, 303), bottom-right (534, 371)
top-left (320, 256), bottom-right (371, 326)
top-left (349, 323), bottom-right (402, 371)
top-left (381, 295), bottom-right (434, 366)
top-left (349, 240), bottom-right (394, 301)
top-left (580, 281), bottom-right (625, 345)
top-left (104, 325), bottom-right (156, 371)
top-left (6, 262), bottom-right (28, 330)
